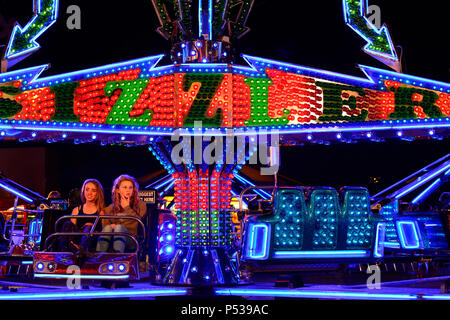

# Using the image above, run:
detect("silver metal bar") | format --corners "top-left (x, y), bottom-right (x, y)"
top-left (44, 231), bottom-right (140, 254)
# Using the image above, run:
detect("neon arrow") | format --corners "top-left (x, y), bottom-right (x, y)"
top-left (227, 0), bottom-right (255, 40)
top-left (342, 0), bottom-right (400, 72)
top-left (4, 0), bottom-right (58, 61)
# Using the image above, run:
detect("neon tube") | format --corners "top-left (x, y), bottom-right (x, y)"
top-left (0, 288), bottom-right (187, 300)
top-left (273, 250), bottom-right (370, 259)
top-left (215, 288), bottom-right (417, 300)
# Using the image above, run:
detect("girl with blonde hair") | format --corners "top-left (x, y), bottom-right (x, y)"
top-left (96, 174), bottom-right (147, 253)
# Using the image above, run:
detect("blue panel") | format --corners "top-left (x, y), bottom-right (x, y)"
top-left (273, 189), bottom-right (306, 250)
top-left (400, 213), bottom-right (448, 249)
top-left (374, 223), bottom-right (386, 258)
top-left (245, 223), bottom-right (270, 260)
top-left (379, 200), bottom-right (400, 248)
top-left (341, 188), bottom-right (373, 249)
top-left (158, 220), bottom-right (177, 260)
top-left (397, 221), bottom-right (421, 249)
top-left (309, 188), bottom-right (340, 249)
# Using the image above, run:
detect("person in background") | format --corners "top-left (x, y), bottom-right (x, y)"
top-left (58, 179), bottom-right (105, 252)
top-left (47, 191), bottom-right (61, 199)
top-left (67, 188), bottom-right (82, 212)
top-left (96, 174), bottom-right (146, 253)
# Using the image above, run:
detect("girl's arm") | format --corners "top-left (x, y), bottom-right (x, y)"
top-left (137, 201), bottom-right (147, 219)
top-left (70, 207), bottom-right (79, 225)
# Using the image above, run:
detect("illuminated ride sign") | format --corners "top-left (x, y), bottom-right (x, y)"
top-left (0, 54), bottom-right (449, 144)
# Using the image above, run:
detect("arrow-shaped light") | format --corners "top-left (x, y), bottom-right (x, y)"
top-left (4, 0), bottom-right (59, 61)
top-left (343, 0), bottom-right (400, 72)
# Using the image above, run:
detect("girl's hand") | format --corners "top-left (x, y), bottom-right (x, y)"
top-left (120, 197), bottom-right (130, 208)
top-left (82, 223), bottom-right (93, 229)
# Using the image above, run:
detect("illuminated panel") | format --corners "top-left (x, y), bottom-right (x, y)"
top-left (231, 74), bottom-right (251, 126)
top-left (14, 87), bottom-right (55, 121)
top-left (198, 168), bottom-right (210, 246)
top-left (365, 88), bottom-right (394, 121)
top-left (342, 188), bottom-right (373, 249)
top-left (244, 77), bottom-right (289, 126)
top-left (273, 189), bottom-right (306, 251)
top-left (208, 74), bottom-right (232, 127)
top-left (209, 168), bottom-right (220, 246)
top-left (175, 73), bottom-right (200, 127)
top-left (385, 81), bottom-right (444, 119)
top-left (158, 220), bottom-right (176, 260)
top-left (0, 83), bottom-right (29, 118)
top-left (172, 165), bottom-right (234, 249)
top-left (181, 73), bottom-right (224, 127)
top-left (74, 72), bottom-right (130, 123)
top-left (309, 188), bottom-right (340, 250)
top-left (28, 219), bottom-right (43, 246)
top-left (397, 221), bottom-right (421, 249)
top-left (135, 75), bottom-right (175, 127)
top-left (373, 223), bottom-right (386, 258)
top-left (219, 171), bottom-right (234, 246)
top-left (244, 186), bottom-right (380, 260)
top-left (188, 169), bottom-right (200, 246)
top-left (1, 56), bottom-right (449, 139)
top-left (174, 172), bottom-right (190, 247)
top-left (266, 69), bottom-right (322, 124)
top-left (245, 223), bottom-right (270, 260)
top-left (379, 200), bottom-right (400, 248)
top-left (315, 81), bottom-right (367, 122)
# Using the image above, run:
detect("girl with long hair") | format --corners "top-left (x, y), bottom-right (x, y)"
top-left (58, 179), bottom-right (105, 252)
top-left (96, 174), bottom-right (147, 253)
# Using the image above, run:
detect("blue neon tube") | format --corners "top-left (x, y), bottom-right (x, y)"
top-left (0, 182), bottom-right (35, 203)
top-left (273, 250), bottom-right (370, 259)
top-left (412, 168), bottom-right (450, 204)
top-left (0, 288), bottom-right (187, 300)
top-left (394, 163), bottom-right (450, 200)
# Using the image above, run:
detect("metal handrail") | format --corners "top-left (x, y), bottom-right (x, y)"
top-left (6, 208), bottom-right (44, 214)
top-left (43, 231), bottom-right (140, 254)
top-left (49, 215), bottom-right (146, 253)
top-left (2, 200), bottom-right (44, 242)
top-left (54, 215), bottom-right (146, 239)
top-left (238, 186), bottom-right (283, 215)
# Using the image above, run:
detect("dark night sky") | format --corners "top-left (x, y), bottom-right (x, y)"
top-left (1, 0), bottom-right (447, 81)
top-left (0, 0), bottom-right (448, 200)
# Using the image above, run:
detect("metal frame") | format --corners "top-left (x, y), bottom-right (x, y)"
top-left (46, 215), bottom-right (146, 253)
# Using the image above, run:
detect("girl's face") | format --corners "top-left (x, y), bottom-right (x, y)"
top-left (118, 180), bottom-right (134, 200)
top-left (84, 182), bottom-right (98, 203)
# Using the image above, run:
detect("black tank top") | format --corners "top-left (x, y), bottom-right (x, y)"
top-left (76, 206), bottom-right (101, 231)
